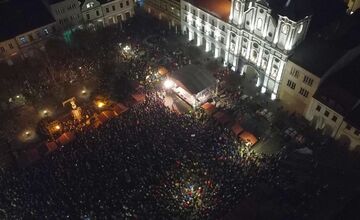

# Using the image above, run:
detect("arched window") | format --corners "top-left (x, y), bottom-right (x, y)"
top-left (235, 2), bottom-right (239, 10)
top-left (298, 24), bottom-right (303, 33)
top-left (257, 18), bottom-right (263, 30)
top-left (281, 24), bottom-right (289, 34)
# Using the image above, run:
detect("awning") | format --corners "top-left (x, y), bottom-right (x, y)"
top-left (113, 103), bottom-right (129, 116)
top-left (239, 131), bottom-right (258, 146)
top-left (131, 93), bottom-right (145, 103)
top-left (97, 110), bottom-right (116, 124)
top-left (231, 122), bottom-right (244, 137)
top-left (56, 132), bottom-right (75, 146)
top-left (201, 102), bottom-right (216, 114)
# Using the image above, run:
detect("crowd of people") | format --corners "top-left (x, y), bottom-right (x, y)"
top-left (0, 94), bottom-right (295, 219)
top-left (0, 9), bottom-right (339, 220)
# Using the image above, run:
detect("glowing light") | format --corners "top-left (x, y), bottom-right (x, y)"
top-left (25, 131), bottom-right (30, 136)
top-left (16, 95), bottom-right (20, 98)
top-left (55, 125), bottom-right (61, 130)
top-left (163, 79), bottom-right (175, 89)
top-left (81, 89), bottom-right (87, 95)
top-left (123, 45), bottom-right (131, 52)
top-left (271, 93), bottom-right (276, 100)
top-left (97, 101), bottom-right (105, 108)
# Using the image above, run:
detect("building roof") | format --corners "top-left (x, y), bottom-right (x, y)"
top-left (79, 0), bottom-right (116, 6)
top-left (314, 55), bottom-right (360, 119)
top-left (188, 0), bottom-right (232, 22)
top-left (266, 0), bottom-right (313, 21)
top-left (46, 0), bottom-right (66, 4)
top-left (289, 11), bottom-right (360, 77)
top-left (172, 64), bottom-right (216, 95)
top-left (0, 0), bottom-right (55, 42)
top-left (345, 104), bottom-right (360, 130)
top-left (289, 36), bottom-right (344, 77)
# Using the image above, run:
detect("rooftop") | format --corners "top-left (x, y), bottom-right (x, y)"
top-left (267, 0), bottom-right (313, 21)
top-left (289, 11), bottom-right (360, 77)
top-left (172, 64), bottom-right (216, 94)
top-left (345, 104), bottom-right (360, 130)
top-left (314, 55), bottom-right (360, 117)
top-left (188, 0), bottom-right (232, 22)
top-left (0, 0), bottom-right (55, 42)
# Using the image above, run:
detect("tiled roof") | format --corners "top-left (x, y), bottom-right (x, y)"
top-left (0, 0), bottom-right (55, 42)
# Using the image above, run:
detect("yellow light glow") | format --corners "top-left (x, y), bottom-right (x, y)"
top-left (97, 101), bottom-right (105, 108)
top-left (55, 125), bottom-right (61, 130)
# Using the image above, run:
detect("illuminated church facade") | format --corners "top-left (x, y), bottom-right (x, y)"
top-left (181, 0), bottom-right (311, 99)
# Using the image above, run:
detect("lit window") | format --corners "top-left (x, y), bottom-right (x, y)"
top-left (86, 2), bottom-right (94, 8)
top-left (235, 2), bottom-right (239, 10)
top-left (44, 28), bottom-right (49, 35)
top-left (257, 18), bottom-right (262, 30)
top-left (19, 36), bottom-right (27, 44)
top-left (282, 24), bottom-right (289, 34)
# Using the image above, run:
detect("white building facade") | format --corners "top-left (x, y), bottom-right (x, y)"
top-left (44, 0), bottom-right (83, 30)
top-left (181, 0), bottom-right (311, 99)
top-left (81, 0), bottom-right (135, 27)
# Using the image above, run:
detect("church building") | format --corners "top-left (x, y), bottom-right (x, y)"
top-left (181, 0), bottom-right (312, 99)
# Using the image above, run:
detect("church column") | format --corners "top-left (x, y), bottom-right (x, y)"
top-left (197, 33), bottom-right (202, 46)
top-left (189, 30), bottom-right (194, 41)
top-left (271, 60), bottom-right (285, 100)
top-left (206, 39), bottom-right (211, 52)
top-left (261, 54), bottom-right (273, 93)
top-left (214, 46), bottom-right (220, 58)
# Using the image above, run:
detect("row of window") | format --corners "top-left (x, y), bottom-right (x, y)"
top-left (287, 80), bottom-right (310, 97)
top-left (303, 75), bottom-right (314, 86)
top-left (289, 67), bottom-right (314, 87)
top-left (59, 15), bottom-right (81, 25)
top-left (184, 5), bottom-right (225, 29)
top-left (299, 87), bottom-right (309, 97)
top-left (55, 3), bottom-right (77, 15)
top-left (345, 124), bottom-right (360, 136)
top-left (315, 105), bottom-right (338, 122)
top-left (86, 1), bottom-right (129, 20)
top-left (290, 67), bottom-right (299, 78)
top-left (0, 43), bottom-right (14, 53)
